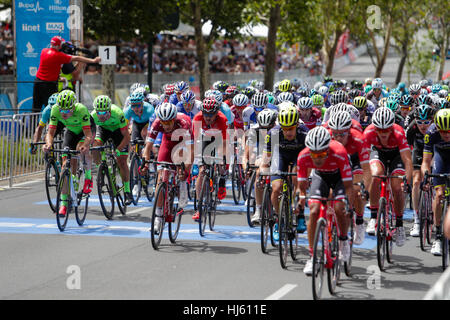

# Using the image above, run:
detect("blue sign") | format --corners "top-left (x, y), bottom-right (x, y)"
top-left (15, 0), bottom-right (70, 112)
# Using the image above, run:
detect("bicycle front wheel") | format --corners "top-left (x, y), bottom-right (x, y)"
top-left (278, 195), bottom-right (289, 269)
top-left (75, 170), bottom-right (89, 226)
top-left (231, 163), bottom-right (241, 204)
top-left (344, 211), bottom-right (355, 277)
top-left (377, 197), bottom-right (387, 271)
top-left (246, 170), bottom-right (257, 228)
top-left (327, 221), bottom-right (340, 295)
top-left (198, 177), bottom-right (210, 237)
top-left (151, 183), bottom-right (167, 250)
top-left (129, 155), bottom-right (142, 206)
top-left (45, 158), bottom-right (60, 213)
top-left (442, 201), bottom-right (449, 271)
top-left (261, 185), bottom-right (273, 254)
top-left (55, 168), bottom-right (72, 232)
top-left (312, 217), bottom-right (326, 300)
top-left (97, 163), bottom-right (115, 220)
top-left (168, 190), bottom-right (182, 243)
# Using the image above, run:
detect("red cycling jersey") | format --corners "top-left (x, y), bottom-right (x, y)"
top-left (363, 123), bottom-right (409, 152)
top-left (323, 118), bottom-right (363, 133)
top-left (297, 140), bottom-right (353, 182)
top-left (192, 111), bottom-right (228, 140)
top-left (147, 113), bottom-right (193, 163)
top-left (36, 48), bottom-right (72, 81)
top-left (299, 107), bottom-right (322, 130)
top-left (327, 128), bottom-right (370, 164)
top-left (230, 106), bottom-right (245, 130)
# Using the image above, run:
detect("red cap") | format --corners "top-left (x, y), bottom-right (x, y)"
top-left (51, 36), bottom-right (64, 46)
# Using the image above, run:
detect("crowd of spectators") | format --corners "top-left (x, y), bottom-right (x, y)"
top-left (0, 22), bottom-right (14, 75)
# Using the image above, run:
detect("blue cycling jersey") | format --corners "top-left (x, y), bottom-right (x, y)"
top-left (169, 93), bottom-right (179, 106)
top-left (220, 102), bottom-right (234, 125)
top-left (39, 104), bottom-right (52, 125)
top-left (176, 100), bottom-right (201, 120)
top-left (123, 101), bottom-right (155, 124)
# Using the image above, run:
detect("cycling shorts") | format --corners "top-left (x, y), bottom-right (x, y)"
top-left (95, 127), bottom-right (128, 153)
top-left (432, 151), bottom-right (450, 187)
top-left (309, 170), bottom-right (346, 203)
top-left (369, 147), bottom-right (405, 175)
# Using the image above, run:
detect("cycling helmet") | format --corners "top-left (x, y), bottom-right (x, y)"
top-left (273, 81), bottom-right (281, 92)
top-left (213, 80), bottom-right (229, 93)
top-left (205, 90), bottom-right (223, 104)
top-left (352, 96), bottom-right (368, 110)
top-left (278, 79), bottom-right (292, 92)
top-left (277, 91), bottom-right (294, 103)
top-left (292, 78), bottom-right (302, 89)
top-left (347, 105), bottom-right (361, 121)
top-left (254, 81), bottom-right (264, 91)
top-left (257, 109), bottom-right (277, 128)
top-left (311, 94), bottom-right (324, 106)
top-left (143, 84), bottom-right (150, 95)
top-left (164, 84), bottom-right (175, 96)
top-left (348, 89), bottom-right (362, 101)
top-left (414, 104), bottom-right (434, 120)
top-left (438, 89), bottom-right (448, 98)
top-left (233, 93), bottom-right (249, 107)
top-left (328, 111), bottom-right (352, 131)
top-left (385, 98), bottom-right (399, 112)
top-left (352, 80), bottom-right (363, 90)
top-left (57, 90), bottom-right (76, 110)
top-left (431, 84), bottom-right (442, 94)
top-left (318, 86), bottom-right (329, 96)
top-left (332, 102), bottom-right (350, 114)
top-left (436, 98), bottom-right (450, 110)
top-left (371, 79), bottom-right (383, 90)
top-left (332, 90), bottom-right (349, 104)
top-left (324, 76), bottom-right (333, 83)
top-left (225, 85), bottom-right (239, 97)
top-left (365, 77), bottom-right (372, 85)
top-left (372, 107), bottom-right (395, 129)
top-left (435, 109), bottom-right (450, 131)
top-left (409, 83), bottom-right (421, 95)
top-left (400, 94), bottom-right (413, 106)
top-left (129, 90), bottom-right (145, 104)
top-left (174, 81), bottom-right (189, 94)
top-left (296, 88), bottom-right (308, 97)
top-left (313, 81), bottom-right (323, 91)
top-left (419, 79), bottom-right (428, 88)
top-left (148, 94), bottom-right (161, 107)
top-left (47, 93), bottom-right (59, 107)
top-left (202, 97), bottom-right (219, 114)
top-left (305, 126), bottom-right (331, 151)
top-left (251, 92), bottom-right (269, 108)
top-left (156, 102), bottom-right (177, 121)
top-left (364, 85), bottom-right (372, 94)
top-left (417, 94), bottom-right (432, 106)
top-left (242, 86), bottom-right (256, 99)
top-left (334, 80), bottom-right (344, 90)
top-left (278, 104), bottom-right (299, 127)
top-left (181, 90), bottom-right (196, 104)
top-left (93, 95), bottom-right (112, 112)
top-left (297, 97), bottom-right (313, 110)
top-left (130, 82), bottom-right (141, 94)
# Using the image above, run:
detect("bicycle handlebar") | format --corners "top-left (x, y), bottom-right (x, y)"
top-left (50, 148), bottom-right (80, 154)
top-left (130, 139), bottom-right (146, 145)
top-left (30, 140), bottom-right (63, 146)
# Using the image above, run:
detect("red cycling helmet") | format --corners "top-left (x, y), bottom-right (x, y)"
top-left (165, 84), bottom-right (175, 96)
top-left (202, 97), bottom-right (219, 114)
top-left (225, 85), bottom-right (239, 96)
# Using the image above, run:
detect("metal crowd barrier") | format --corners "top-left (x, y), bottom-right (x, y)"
top-left (424, 266), bottom-right (450, 300)
top-left (0, 112), bottom-right (46, 188)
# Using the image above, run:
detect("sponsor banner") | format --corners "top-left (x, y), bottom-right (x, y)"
top-left (15, 0), bottom-right (70, 112)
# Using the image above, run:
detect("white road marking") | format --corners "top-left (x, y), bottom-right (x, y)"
top-left (127, 207), bottom-right (150, 214)
top-left (265, 284), bottom-right (298, 300)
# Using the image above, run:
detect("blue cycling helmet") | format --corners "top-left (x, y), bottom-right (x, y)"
top-left (414, 104), bottom-right (434, 120)
top-left (181, 90), bottom-right (196, 104)
top-left (48, 93), bottom-right (59, 107)
top-left (431, 84), bottom-right (442, 94)
top-left (129, 90), bottom-right (145, 105)
top-left (399, 94), bottom-right (413, 106)
top-left (174, 81), bottom-right (189, 94)
top-left (205, 89), bottom-right (223, 104)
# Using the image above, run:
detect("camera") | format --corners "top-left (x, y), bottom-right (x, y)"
top-left (61, 41), bottom-right (95, 58)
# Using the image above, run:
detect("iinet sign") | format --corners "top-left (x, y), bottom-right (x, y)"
top-left (22, 24), bottom-right (40, 32)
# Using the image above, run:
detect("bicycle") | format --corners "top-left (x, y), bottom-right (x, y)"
top-left (245, 165), bottom-right (259, 228)
top-left (265, 171), bottom-right (298, 269)
top-left (52, 148), bottom-right (90, 231)
top-left (423, 172), bottom-right (450, 270)
top-left (149, 161), bottom-right (185, 250)
top-left (231, 141), bottom-right (247, 205)
top-left (30, 140), bottom-right (63, 213)
top-left (197, 156), bottom-right (222, 237)
top-left (129, 139), bottom-right (157, 205)
top-left (304, 196), bottom-right (349, 300)
top-left (260, 175), bottom-right (277, 253)
top-left (91, 143), bottom-right (127, 220)
top-left (373, 175), bottom-right (407, 271)
top-left (419, 172), bottom-right (434, 252)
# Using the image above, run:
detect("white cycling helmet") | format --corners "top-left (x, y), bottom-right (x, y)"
top-left (305, 126), bottom-right (331, 151)
top-left (297, 97), bottom-right (313, 109)
top-left (156, 102), bottom-right (177, 121)
top-left (328, 111), bottom-right (352, 131)
top-left (318, 86), bottom-right (329, 96)
top-left (233, 93), bottom-right (249, 107)
top-left (257, 109), bottom-right (277, 128)
top-left (371, 79), bottom-right (383, 90)
top-left (277, 91), bottom-right (294, 103)
top-left (372, 107), bottom-right (395, 129)
top-left (251, 92), bottom-right (269, 108)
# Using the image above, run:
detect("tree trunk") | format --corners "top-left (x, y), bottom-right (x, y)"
top-left (192, 0), bottom-right (208, 99)
top-left (437, 30), bottom-right (448, 81)
top-left (395, 44), bottom-right (408, 85)
top-left (323, 30), bottom-right (342, 76)
top-left (102, 65), bottom-right (115, 103)
top-left (264, 3), bottom-right (281, 91)
top-left (374, 14), bottom-right (393, 78)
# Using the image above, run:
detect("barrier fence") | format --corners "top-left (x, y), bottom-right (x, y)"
top-left (0, 112), bottom-right (46, 187)
top-left (424, 267), bottom-right (450, 300)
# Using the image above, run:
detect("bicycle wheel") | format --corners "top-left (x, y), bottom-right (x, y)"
top-left (112, 163), bottom-right (127, 215)
top-left (231, 163), bottom-right (241, 204)
top-left (45, 158), bottom-right (60, 213)
top-left (198, 177), bottom-right (210, 237)
top-left (442, 202), bottom-right (448, 271)
top-left (75, 169), bottom-right (89, 226)
top-left (145, 161), bottom-right (157, 202)
top-left (419, 189), bottom-right (428, 251)
top-left (246, 171), bottom-right (257, 228)
top-left (97, 163), bottom-right (115, 220)
top-left (239, 165), bottom-right (247, 201)
top-left (426, 191), bottom-right (433, 245)
top-left (168, 189), bottom-right (183, 243)
top-left (55, 168), bottom-right (71, 232)
top-left (261, 185), bottom-right (273, 253)
top-left (327, 221), bottom-right (340, 295)
top-left (312, 217), bottom-right (326, 300)
top-left (344, 211), bottom-right (355, 277)
top-left (278, 194), bottom-right (289, 269)
top-left (129, 155), bottom-right (142, 205)
top-left (209, 175), bottom-right (218, 231)
top-left (376, 197), bottom-right (387, 271)
top-left (151, 183), bottom-right (166, 250)
top-left (386, 201), bottom-right (394, 264)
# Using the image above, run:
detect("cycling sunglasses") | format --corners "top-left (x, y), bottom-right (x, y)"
top-left (131, 103), bottom-right (143, 109)
top-left (375, 127), bottom-right (391, 134)
top-left (400, 106), bottom-right (410, 111)
top-left (203, 112), bottom-right (217, 118)
top-left (60, 109), bottom-right (72, 114)
top-left (332, 131), bottom-right (349, 137)
top-left (310, 150), bottom-right (328, 159)
top-left (254, 107), bottom-right (264, 112)
top-left (281, 125), bottom-right (297, 131)
top-left (160, 119), bottom-right (175, 126)
top-left (439, 130), bottom-right (450, 134)
top-left (96, 111), bottom-right (109, 116)
top-left (416, 120), bottom-right (431, 125)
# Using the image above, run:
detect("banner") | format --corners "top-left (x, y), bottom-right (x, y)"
top-left (14, 0), bottom-right (71, 112)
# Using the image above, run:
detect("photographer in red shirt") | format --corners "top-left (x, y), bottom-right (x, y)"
top-left (32, 36), bottom-right (101, 113)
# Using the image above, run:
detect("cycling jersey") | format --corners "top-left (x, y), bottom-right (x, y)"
top-left (299, 107), bottom-right (322, 130)
top-left (423, 124), bottom-right (450, 157)
top-left (406, 120), bottom-right (427, 169)
top-left (220, 102), bottom-right (234, 126)
top-left (230, 106), bottom-right (245, 130)
top-left (366, 89), bottom-right (389, 107)
top-left (147, 113), bottom-right (193, 163)
top-left (169, 93), bottom-right (180, 106)
top-left (176, 100), bottom-right (201, 120)
top-left (323, 119), bottom-right (363, 133)
top-left (49, 103), bottom-right (91, 135)
top-left (91, 105), bottom-right (127, 132)
top-left (192, 111), bottom-right (229, 140)
top-left (242, 105), bottom-right (278, 131)
top-left (123, 101), bottom-right (155, 124)
top-left (363, 123), bottom-right (409, 153)
top-left (39, 104), bottom-right (53, 126)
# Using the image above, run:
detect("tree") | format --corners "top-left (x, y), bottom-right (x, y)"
top-left (406, 38), bottom-right (437, 82)
top-left (177, 0), bottom-right (249, 97)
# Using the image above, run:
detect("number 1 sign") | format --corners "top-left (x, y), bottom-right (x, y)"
top-left (99, 46), bottom-right (116, 65)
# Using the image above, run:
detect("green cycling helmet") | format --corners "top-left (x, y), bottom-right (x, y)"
top-left (93, 95), bottom-right (112, 112)
top-left (385, 98), bottom-right (399, 112)
top-left (57, 90), bottom-right (76, 110)
top-left (435, 109), bottom-right (450, 131)
top-left (311, 94), bottom-right (324, 106)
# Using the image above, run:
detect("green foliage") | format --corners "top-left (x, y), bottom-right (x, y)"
top-left (406, 38), bottom-right (437, 79)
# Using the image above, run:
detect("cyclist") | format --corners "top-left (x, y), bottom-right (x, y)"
top-left (161, 83), bottom-right (175, 103)
top-left (123, 88), bottom-right (155, 143)
top-left (296, 97), bottom-right (322, 130)
top-left (261, 103), bottom-right (309, 236)
top-left (43, 90), bottom-right (94, 216)
top-left (205, 90), bottom-right (234, 126)
top-left (141, 103), bottom-right (194, 233)
top-left (230, 93), bottom-right (249, 131)
top-left (352, 96), bottom-right (372, 130)
top-left (176, 90), bottom-right (201, 120)
top-left (297, 126), bottom-right (355, 275)
top-left (327, 111), bottom-right (371, 244)
top-left (363, 107), bottom-right (413, 246)
top-left (191, 97), bottom-right (229, 221)
top-left (366, 79), bottom-right (389, 107)
top-left (246, 109), bottom-right (278, 224)
top-left (323, 103), bottom-right (363, 132)
top-left (405, 104), bottom-right (435, 237)
top-left (169, 81), bottom-right (190, 105)
top-left (311, 94), bottom-right (326, 118)
top-left (385, 98), bottom-right (405, 128)
top-left (91, 95), bottom-right (133, 205)
top-left (223, 85), bottom-right (239, 106)
top-left (31, 93), bottom-right (64, 154)
top-left (243, 92), bottom-right (276, 131)
top-left (421, 109), bottom-right (450, 255)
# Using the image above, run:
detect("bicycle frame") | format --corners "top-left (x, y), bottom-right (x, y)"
top-left (317, 200), bottom-right (341, 269)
